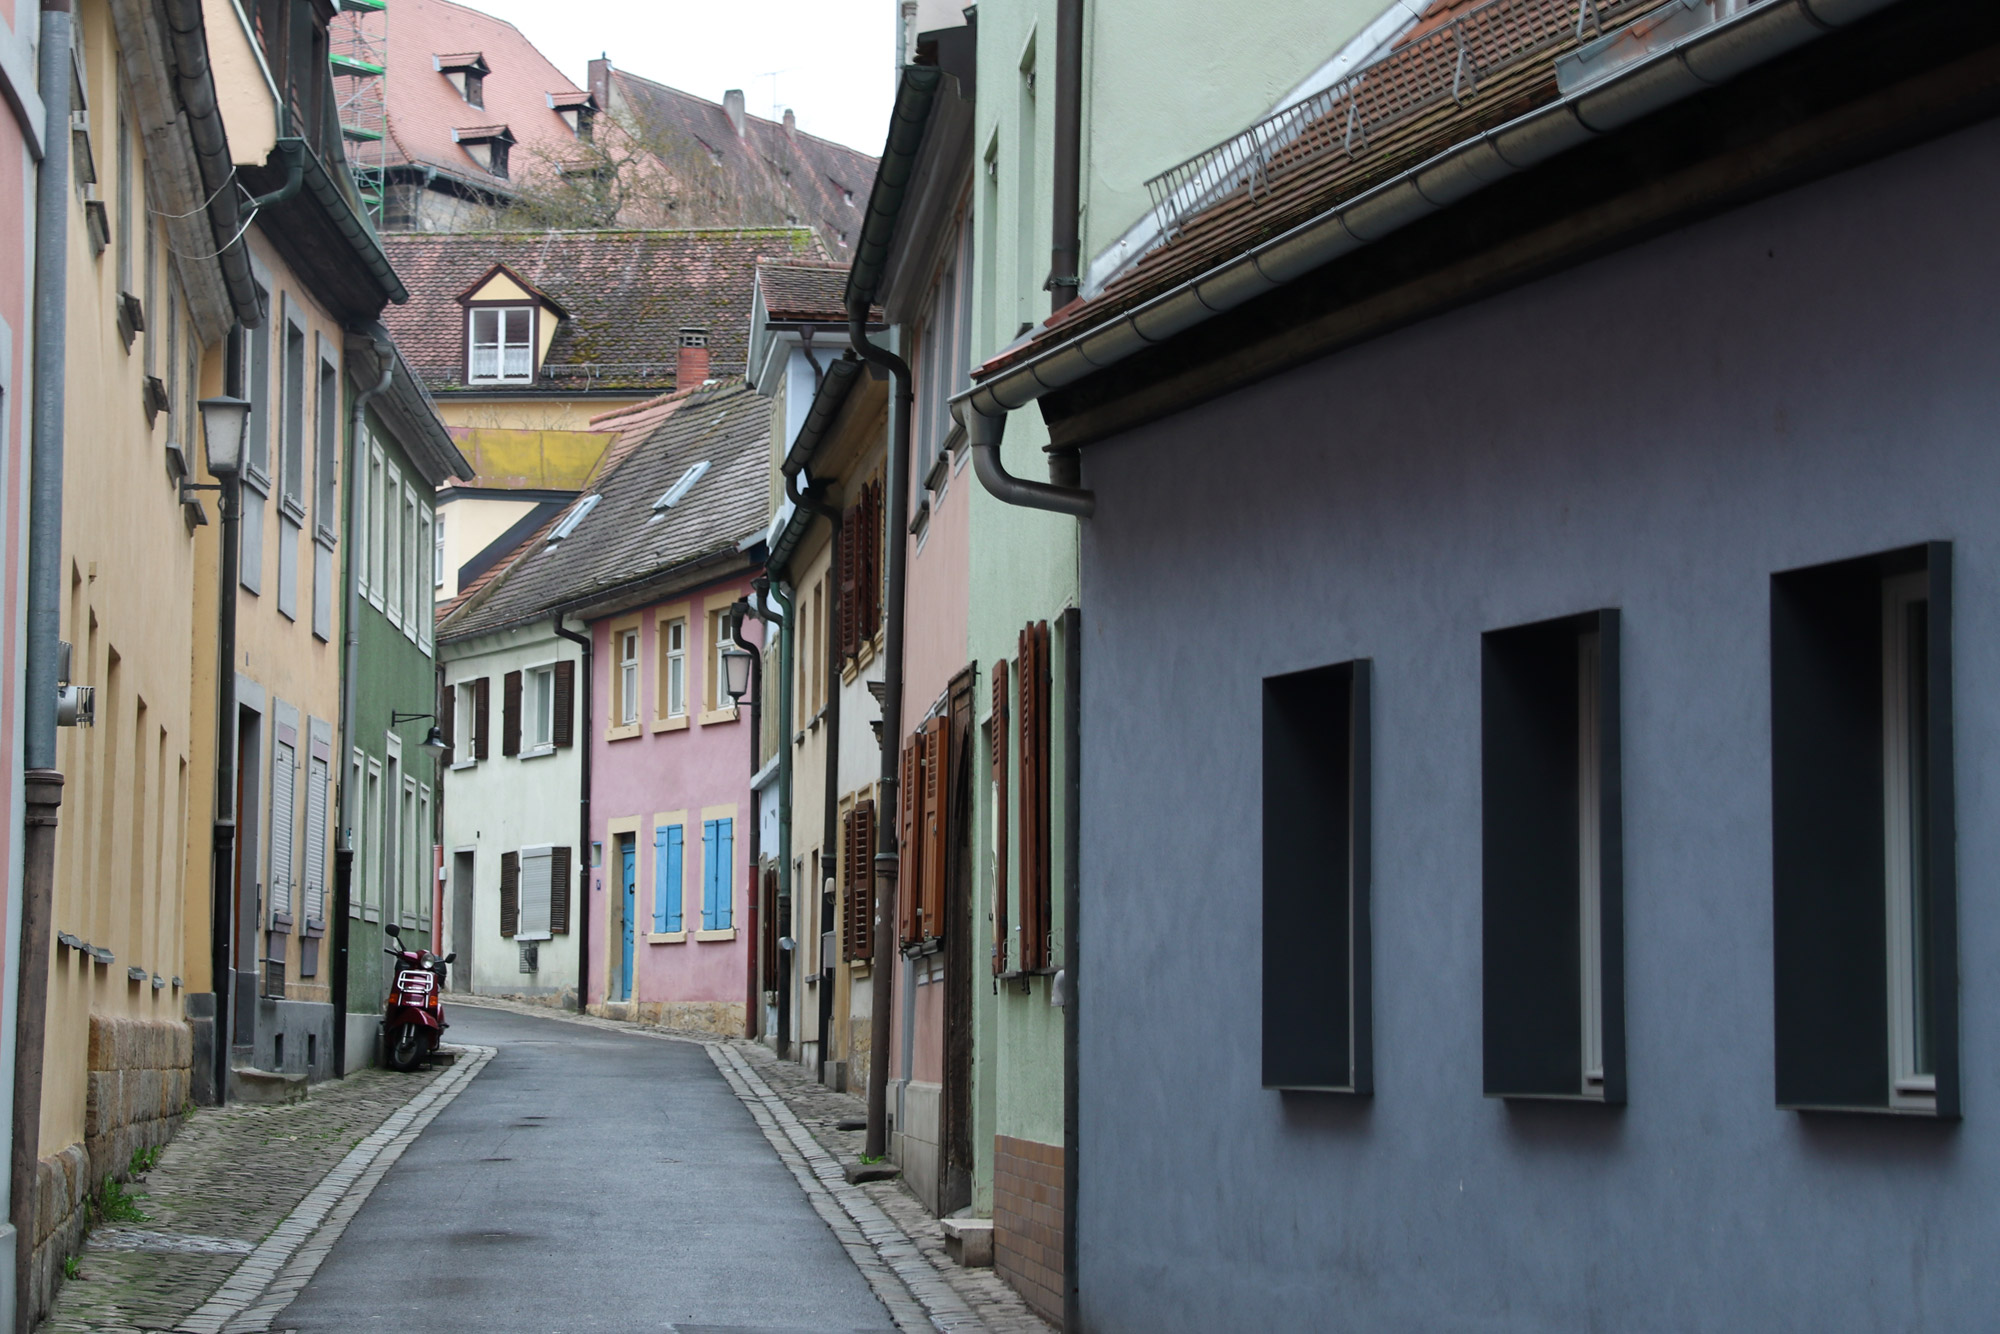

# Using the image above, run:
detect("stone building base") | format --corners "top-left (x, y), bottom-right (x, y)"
top-left (992, 1134), bottom-right (1066, 1327)
top-left (589, 1000), bottom-right (744, 1037)
top-left (31, 1015), bottom-right (192, 1322)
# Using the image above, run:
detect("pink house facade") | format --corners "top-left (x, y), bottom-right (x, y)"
top-left (587, 569), bottom-right (763, 1034)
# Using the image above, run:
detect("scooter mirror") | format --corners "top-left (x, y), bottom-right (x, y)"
top-left (443, 952), bottom-right (457, 963)
top-left (383, 923), bottom-right (401, 938)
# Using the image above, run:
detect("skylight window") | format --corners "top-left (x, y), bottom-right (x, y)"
top-left (547, 493), bottom-right (600, 544)
top-left (653, 461), bottom-right (710, 512)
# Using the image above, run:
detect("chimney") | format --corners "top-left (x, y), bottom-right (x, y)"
top-left (677, 330), bottom-right (710, 387)
top-left (782, 108), bottom-right (796, 139)
top-left (588, 55), bottom-right (611, 108)
top-left (723, 88), bottom-right (746, 137)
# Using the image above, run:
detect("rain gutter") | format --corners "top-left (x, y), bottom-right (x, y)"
top-left (955, 0), bottom-right (1902, 440)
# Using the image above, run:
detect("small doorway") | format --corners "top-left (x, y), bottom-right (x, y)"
top-left (616, 834), bottom-right (636, 1002)
top-left (451, 851), bottom-right (475, 991)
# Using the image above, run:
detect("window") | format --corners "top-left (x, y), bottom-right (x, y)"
top-left (547, 493), bottom-right (598, 545)
top-left (519, 845), bottom-right (554, 941)
top-left (807, 579), bottom-right (824, 715)
top-left (1263, 659), bottom-right (1373, 1093)
top-left (1481, 610), bottom-right (1624, 1103)
top-left (702, 818), bottom-right (734, 931)
top-left (618, 628), bottom-right (639, 726)
top-left (842, 801), bottom-right (876, 962)
top-left (1772, 543), bottom-right (1957, 1117)
top-left (400, 776), bottom-right (417, 926)
top-left (362, 757), bottom-right (382, 919)
top-left (348, 751), bottom-right (367, 918)
top-left (914, 223), bottom-right (974, 479)
top-left (314, 348), bottom-right (338, 539)
top-left (662, 618), bottom-right (687, 718)
top-left (382, 744), bottom-right (400, 924)
top-left (384, 464), bottom-right (403, 625)
top-left (653, 461), bottom-right (710, 513)
top-left (417, 508), bottom-right (434, 650)
top-left (468, 307), bottom-right (534, 383)
top-left (244, 290), bottom-right (272, 485)
top-left (838, 482), bottom-right (883, 661)
top-left (367, 445), bottom-right (385, 607)
top-left (707, 610), bottom-right (738, 713)
top-left (434, 513), bottom-right (446, 589)
top-left (281, 317), bottom-right (306, 515)
top-left (530, 666), bottom-right (554, 748)
top-left (463, 70), bottom-right (484, 108)
top-left (404, 486), bottom-right (421, 641)
top-left (654, 822), bottom-right (684, 932)
top-left (416, 786), bottom-right (432, 931)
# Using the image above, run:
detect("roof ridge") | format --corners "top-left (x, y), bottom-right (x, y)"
top-left (606, 66), bottom-right (877, 159)
top-left (381, 225), bottom-right (822, 241)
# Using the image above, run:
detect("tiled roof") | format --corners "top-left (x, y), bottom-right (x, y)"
top-left (439, 380), bottom-right (770, 639)
top-left (982, 0), bottom-right (1673, 378)
top-left (380, 228), bottom-right (821, 394)
top-left (607, 68), bottom-right (878, 262)
top-left (755, 260), bottom-right (879, 324)
top-left (346, 0), bottom-right (588, 194)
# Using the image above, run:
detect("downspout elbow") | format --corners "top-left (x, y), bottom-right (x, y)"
top-left (961, 402), bottom-right (1096, 519)
top-left (248, 139), bottom-right (306, 211)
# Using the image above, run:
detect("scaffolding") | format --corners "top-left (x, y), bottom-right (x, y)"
top-left (330, 0), bottom-right (389, 227)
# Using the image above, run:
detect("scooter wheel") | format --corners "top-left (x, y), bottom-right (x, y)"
top-left (387, 1024), bottom-right (426, 1072)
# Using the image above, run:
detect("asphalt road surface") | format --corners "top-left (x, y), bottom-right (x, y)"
top-left (276, 1004), bottom-right (895, 1333)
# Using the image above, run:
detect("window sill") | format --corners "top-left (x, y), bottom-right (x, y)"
top-left (519, 744), bottom-right (558, 760)
top-left (694, 927), bottom-right (737, 942)
top-left (648, 930), bottom-right (687, 944)
top-left (698, 707), bottom-right (738, 726)
top-left (361, 907), bottom-right (380, 923)
top-left (605, 723), bottom-right (642, 742)
top-left (466, 377), bottom-right (536, 388)
top-left (908, 495), bottom-right (931, 537)
top-left (651, 715), bottom-right (690, 734)
top-left (450, 759), bottom-right (479, 772)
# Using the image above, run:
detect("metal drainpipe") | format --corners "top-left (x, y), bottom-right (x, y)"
top-left (551, 618), bottom-right (592, 1011)
top-left (13, 3), bottom-right (71, 1324)
top-left (784, 467), bottom-right (841, 1083)
top-left (1050, 0), bottom-right (1084, 312)
top-left (333, 337), bottom-right (395, 1077)
top-left (962, 404), bottom-right (1094, 518)
top-left (1059, 606), bottom-right (1083, 1334)
top-left (852, 308), bottom-right (910, 1163)
top-left (764, 581), bottom-right (795, 1058)
top-left (730, 601), bottom-right (761, 1038)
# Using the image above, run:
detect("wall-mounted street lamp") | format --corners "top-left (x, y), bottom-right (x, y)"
top-left (390, 710), bottom-right (450, 755)
top-left (721, 643), bottom-right (753, 703)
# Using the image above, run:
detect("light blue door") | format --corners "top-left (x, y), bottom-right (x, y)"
top-left (619, 839), bottom-right (636, 1001)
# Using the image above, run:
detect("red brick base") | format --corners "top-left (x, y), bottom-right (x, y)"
top-left (993, 1134), bottom-right (1065, 1326)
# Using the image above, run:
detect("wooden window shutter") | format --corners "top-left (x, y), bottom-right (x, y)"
top-left (550, 847), bottom-right (572, 935)
top-left (921, 716), bottom-right (949, 941)
top-left (499, 850), bottom-right (519, 938)
top-left (761, 866), bottom-right (780, 979)
top-left (900, 737), bottom-right (922, 947)
top-left (1018, 622), bottom-right (1051, 970)
top-left (837, 509), bottom-right (859, 662)
top-left (991, 659), bottom-right (1009, 976)
top-left (552, 660), bottom-right (575, 747)
top-left (860, 481), bottom-right (883, 642)
top-left (502, 670), bottom-right (522, 756)
top-left (473, 677), bottom-right (491, 759)
top-left (856, 801), bottom-right (876, 960)
top-left (840, 807), bottom-right (857, 960)
top-left (441, 685), bottom-right (456, 766)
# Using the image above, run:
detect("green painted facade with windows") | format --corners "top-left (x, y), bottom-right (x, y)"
top-left (337, 336), bottom-right (467, 1069)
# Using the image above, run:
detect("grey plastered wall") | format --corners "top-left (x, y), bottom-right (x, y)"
top-left (1076, 117), bottom-right (2000, 1332)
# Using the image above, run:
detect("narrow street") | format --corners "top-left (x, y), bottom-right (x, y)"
top-left (277, 1006), bottom-right (896, 1333)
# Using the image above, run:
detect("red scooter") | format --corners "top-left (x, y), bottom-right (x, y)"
top-left (381, 924), bottom-right (454, 1072)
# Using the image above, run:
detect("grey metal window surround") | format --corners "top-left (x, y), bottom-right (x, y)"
top-left (1482, 609), bottom-right (1625, 1104)
top-left (1262, 658), bottom-right (1372, 1094)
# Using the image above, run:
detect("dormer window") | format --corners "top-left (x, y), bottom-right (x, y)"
top-left (453, 125), bottom-right (515, 179)
top-left (469, 307), bottom-right (535, 383)
top-left (435, 53), bottom-right (491, 107)
top-left (549, 91), bottom-right (597, 142)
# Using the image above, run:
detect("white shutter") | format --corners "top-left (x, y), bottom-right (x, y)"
top-left (269, 737), bottom-right (296, 920)
top-left (520, 846), bottom-right (553, 940)
top-left (417, 788), bottom-right (433, 929)
top-left (304, 753), bottom-right (329, 923)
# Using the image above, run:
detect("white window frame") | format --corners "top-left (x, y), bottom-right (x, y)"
top-left (383, 736), bottom-right (402, 926)
top-left (618, 628), bottom-right (640, 726)
top-left (363, 756), bottom-right (383, 921)
top-left (368, 443), bottom-right (386, 610)
top-left (403, 484), bottom-right (420, 644)
top-left (384, 462), bottom-right (404, 628)
top-left (707, 609), bottom-right (737, 714)
top-left (434, 511), bottom-right (446, 589)
top-left (401, 775), bottom-right (420, 929)
top-left (1884, 570), bottom-right (1935, 1112)
top-left (664, 617), bottom-right (687, 718)
top-left (453, 681), bottom-right (481, 769)
top-left (530, 665), bottom-right (555, 749)
top-left (1578, 628), bottom-right (1604, 1094)
top-left (518, 844), bottom-right (554, 941)
top-left (416, 785), bottom-right (433, 929)
top-left (348, 750), bottom-right (367, 918)
top-left (467, 306), bottom-right (535, 384)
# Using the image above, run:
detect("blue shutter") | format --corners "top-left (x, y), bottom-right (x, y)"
top-left (665, 825), bottom-right (684, 932)
top-left (652, 825), bottom-right (669, 932)
top-left (712, 824), bottom-right (728, 928)
top-left (716, 818), bottom-right (733, 930)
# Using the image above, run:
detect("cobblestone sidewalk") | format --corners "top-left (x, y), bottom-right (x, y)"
top-left (453, 996), bottom-right (1055, 1334)
top-left (43, 1058), bottom-right (459, 1334)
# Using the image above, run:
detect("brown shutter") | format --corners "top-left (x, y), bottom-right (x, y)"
top-left (991, 659), bottom-right (1009, 976)
top-left (441, 683), bottom-right (456, 767)
top-left (552, 660), bottom-right (575, 747)
top-left (500, 850), bottom-right (519, 938)
top-left (838, 507), bottom-right (859, 662)
top-left (858, 482), bottom-right (880, 642)
top-left (900, 737), bottom-right (922, 946)
top-left (921, 715), bottom-right (949, 941)
top-left (854, 800), bottom-right (875, 962)
top-left (839, 806), bottom-right (858, 961)
top-left (549, 847), bottom-right (571, 934)
top-left (473, 677), bottom-right (491, 759)
top-left (761, 866), bottom-right (779, 980)
top-left (502, 670), bottom-right (522, 757)
top-left (1019, 622), bottom-right (1051, 970)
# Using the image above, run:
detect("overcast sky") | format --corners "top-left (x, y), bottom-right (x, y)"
top-left (465, 0), bottom-right (898, 155)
